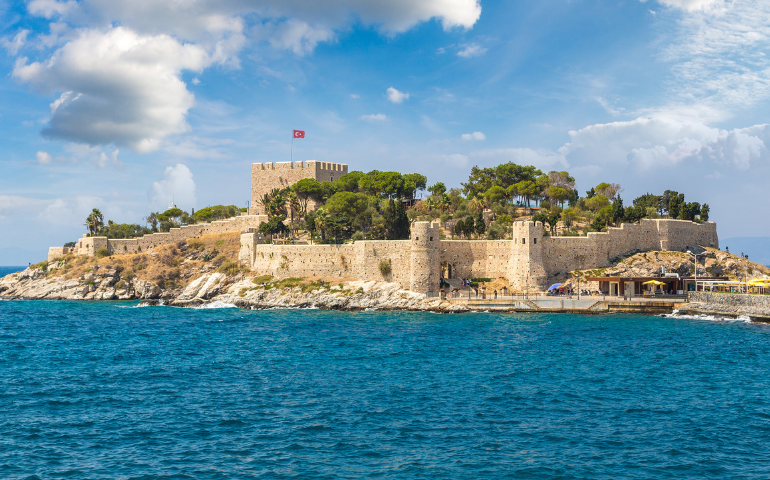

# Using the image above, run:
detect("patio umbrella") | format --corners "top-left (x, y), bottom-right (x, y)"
top-left (642, 280), bottom-right (666, 286)
top-left (547, 283), bottom-right (562, 291)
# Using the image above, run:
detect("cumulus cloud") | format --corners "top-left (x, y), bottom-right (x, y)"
top-left (360, 113), bottom-right (388, 122)
top-left (10, 0), bottom-right (481, 152)
top-left (13, 27), bottom-right (210, 152)
top-left (35, 151), bottom-right (53, 164)
top-left (560, 116), bottom-right (770, 172)
top-left (471, 148), bottom-right (568, 170)
top-left (149, 164), bottom-right (197, 212)
top-left (38, 195), bottom-right (104, 225)
top-left (386, 87), bottom-right (410, 104)
top-left (457, 42), bottom-right (486, 58)
top-left (461, 131), bottom-right (486, 141)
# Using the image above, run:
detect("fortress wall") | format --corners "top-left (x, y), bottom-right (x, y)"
top-left (47, 247), bottom-right (73, 262)
top-left (247, 240), bottom-right (412, 286)
top-left (539, 219), bottom-right (719, 281)
top-left (70, 215), bottom-right (271, 256)
top-left (440, 241), bottom-right (489, 279)
top-left (655, 219), bottom-right (718, 251)
top-left (250, 161), bottom-right (349, 214)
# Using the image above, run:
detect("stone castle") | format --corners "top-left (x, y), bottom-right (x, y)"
top-left (250, 161), bottom-right (348, 215)
top-left (49, 160), bottom-right (719, 294)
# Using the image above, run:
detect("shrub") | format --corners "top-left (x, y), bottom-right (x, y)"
top-left (213, 255), bottom-right (227, 266)
top-left (351, 231), bottom-right (364, 241)
top-left (218, 261), bottom-right (243, 275)
top-left (115, 280), bottom-right (126, 290)
top-left (187, 238), bottom-right (205, 250)
top-left (253, 275), bottom-right (273, 284)
top-left (379, 259), bottom-right (392, 278)
top-left (96, 247), bottom-right (110, 259)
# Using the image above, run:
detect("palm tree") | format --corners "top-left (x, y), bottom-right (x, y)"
top-left (85, 208), bottom-right (104, 236)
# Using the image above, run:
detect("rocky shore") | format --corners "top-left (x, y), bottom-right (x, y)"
top-left (0, 267), bottom-right (469, 312)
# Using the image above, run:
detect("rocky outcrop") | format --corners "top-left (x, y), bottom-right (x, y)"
top-left (0, 267), bottom-right (161, 301)
top-left (0, 269), bottom-right (467, 312)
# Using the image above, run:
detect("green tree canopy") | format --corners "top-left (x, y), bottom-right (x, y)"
top-left (292, 178), bottom-right (323, 214)
top-left (332, 171), bottom-right (364, 193)
top-left (324, 192), bottom-right (370, 219)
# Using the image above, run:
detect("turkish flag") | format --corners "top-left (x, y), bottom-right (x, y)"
top-left (293, 130), bottom-right (305, 138)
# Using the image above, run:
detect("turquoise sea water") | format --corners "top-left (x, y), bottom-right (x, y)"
top-left (2, 301), bottom-right (770, 479)
top-left (0, 266), bottom-right (26, 277)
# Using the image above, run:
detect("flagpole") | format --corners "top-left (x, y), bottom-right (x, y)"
top-left (291, 134), bottom-right (294, 163)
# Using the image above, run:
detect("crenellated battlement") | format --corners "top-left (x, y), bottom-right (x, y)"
top-left (252, 161), bottom-right (348, 172)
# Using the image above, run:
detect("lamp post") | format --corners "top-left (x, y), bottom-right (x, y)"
top-left (687, 250), bottom-right (704, 292)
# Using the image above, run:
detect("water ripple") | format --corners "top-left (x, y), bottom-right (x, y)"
top-left (2, 301), bottom-right (770, 478)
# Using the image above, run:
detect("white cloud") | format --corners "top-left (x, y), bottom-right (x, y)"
top-left (267, 19), bottom-right (335, 56)
top-left (0, 195), bottom-right (50, 221)
top-left (461, 131), bottom-right (486, 141)
top-left (35, 151), bottom-right (53, 164)
top-left (386, 87), bottom-right (410, 104)
top-left (596, 97), bottom-right (625, 116)
top-left (471, 148), bottom-right (568, 170)
top-left (655, 0), bottom-right (722, 12)
top-left (660, 0), bottom-right (770, 115)
top-left (28, 0), bottom-right (77, 18)
top-left (149, 164), bottom-right (197, 212)
top-left (11, 0), bottom-right (482, 152)
top-left (360, 113), bottom-right (388, 122)
top-left (349, 93), bottom-right (360, 99)
top-left (1, 30), bottom-right (29, 55)
top-left (38, 195), bottom-right (104, 226)
top-left (13, 27), bottom-right (211, 152)
top-left (457, 42), bottom-right (487, 58)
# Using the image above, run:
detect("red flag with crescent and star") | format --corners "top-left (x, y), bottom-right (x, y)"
top-left (293, 130), bottom-right (305, 138)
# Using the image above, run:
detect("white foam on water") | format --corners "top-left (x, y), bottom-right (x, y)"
top-left (663, 310), bottom-right (753, 323)
top-left (194, 301), bottom-right (238, 309)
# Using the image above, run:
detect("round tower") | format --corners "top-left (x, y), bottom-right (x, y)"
top-left (410, 222), bottom-right (441, 296)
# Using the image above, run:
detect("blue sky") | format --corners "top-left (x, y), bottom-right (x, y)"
top-left (1, 0), bottom-right (769, 264)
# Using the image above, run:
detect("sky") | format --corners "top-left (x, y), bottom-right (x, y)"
top-left (1, 0), bottom-right (770, 264)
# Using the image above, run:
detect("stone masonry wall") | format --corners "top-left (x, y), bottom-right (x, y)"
top-left (250, 161), bottom-right (348, 215)
top-left (239, 218), bottom-right (718, 293)
top-left (688, 291), bottom-right (770, 311)
top-left (70, 215), bottom-right (268, 257)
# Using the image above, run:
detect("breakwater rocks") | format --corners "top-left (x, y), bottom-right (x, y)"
top-left (0, 268), bottom-right (468, 312)
top-left (678, 291), bottom-right (770, 322)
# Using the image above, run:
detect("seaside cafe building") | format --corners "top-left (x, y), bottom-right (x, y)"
top-left (585, 275), bottom-right (729, 296)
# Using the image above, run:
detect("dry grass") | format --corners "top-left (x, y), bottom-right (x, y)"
top-left (40, 232), bottom-right (246, 289)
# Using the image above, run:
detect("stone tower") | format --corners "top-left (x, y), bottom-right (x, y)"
top-left (410, 221), bottom-right (441, 296)
top-left (250, 160), bottom-right (349, 215)
top-left (509, 221), bottom-right (547, 292)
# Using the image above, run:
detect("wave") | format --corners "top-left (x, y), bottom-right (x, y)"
top-left (663, 310), bottom-right (752, 323)
top-left (193, 301), bottom-right (238, 309)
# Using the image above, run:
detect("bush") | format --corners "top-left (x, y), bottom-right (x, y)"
top-left (218, 261), bottom-right (243, 275)
top-left (213, 255), bottom-right (227, 266)
top-left (252, 275), bottom-right (273, 284)
top-left (96, 247), bottom-right (110, 259)
top-left (187, 238), bottom-right (204, 250)
top-left (351, 231), bottom-right (364, 241)
top-left (379, 259), bottom-right (392, 278)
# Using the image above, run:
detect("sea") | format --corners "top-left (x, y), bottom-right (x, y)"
top-left (0, 266), bottom-right (26, 277)
top-left (2, 301), bottom-right (770, 479)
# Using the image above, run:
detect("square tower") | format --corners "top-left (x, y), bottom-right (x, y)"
top-left (249, 160), bottom-right (349, 215)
